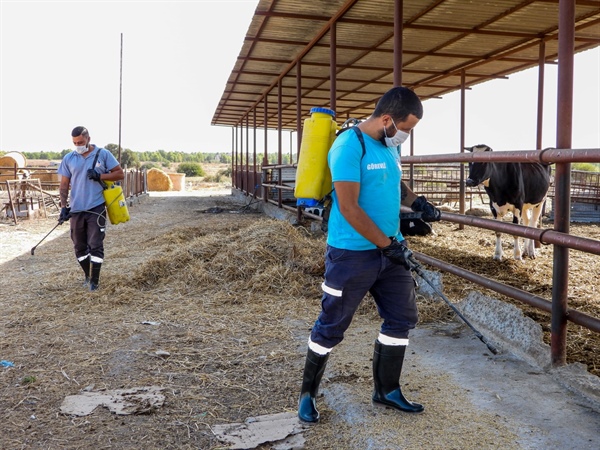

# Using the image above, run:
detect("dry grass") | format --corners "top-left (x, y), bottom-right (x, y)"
top-left (0, 195), bottom-right (327, 449)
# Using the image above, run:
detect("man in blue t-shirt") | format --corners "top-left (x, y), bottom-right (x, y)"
top-left (57, 126), bottom-right (124, 291)
top-left (298, 87), bottom-right (441, 423)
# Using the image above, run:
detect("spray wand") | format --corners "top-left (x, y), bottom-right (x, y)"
top-left (407, 256), bottom-right (499, 355)
top-left (31, 221), bottom-right (64, 255)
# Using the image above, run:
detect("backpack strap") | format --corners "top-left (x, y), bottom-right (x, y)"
top-left (336, 124), bottom-right (367, 160)
top-left (91, 148), bottom-right (100, 170)
top-left (90, 148), bottom-right (108, 189)
top-left (351, 126), bottom-right (367, 161)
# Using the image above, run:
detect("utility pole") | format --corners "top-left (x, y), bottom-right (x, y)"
top-left (118, 33), bottom-right (123, 163)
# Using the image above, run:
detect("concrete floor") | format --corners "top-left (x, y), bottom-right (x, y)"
top-left (409, 324), bottom-right (600, 449)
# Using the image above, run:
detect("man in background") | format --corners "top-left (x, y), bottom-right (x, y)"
top-left (57, 126), bottom-right (124, 291)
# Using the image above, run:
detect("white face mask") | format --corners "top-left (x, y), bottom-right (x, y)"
top-left (383, 121), bottom-right (410, 148)
top-left (75, 144), bottom-right (88, 154)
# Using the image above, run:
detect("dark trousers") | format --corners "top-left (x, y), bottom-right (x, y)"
top-left (310, 245), bottom-right (418, 349)
top-left (70, 204), bottom-right (106, 262)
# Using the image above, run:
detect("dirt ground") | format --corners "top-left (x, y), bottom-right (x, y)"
top-left (1, 189), bottom-right (599, 449)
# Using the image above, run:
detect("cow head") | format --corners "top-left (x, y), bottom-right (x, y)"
top-left (465, 144), bottom-right (493, 187)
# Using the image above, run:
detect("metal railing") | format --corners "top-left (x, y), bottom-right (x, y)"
top-left (232, 147), bottom-right (600, 368)
top-left (121, 166), bottom-right (147, 199)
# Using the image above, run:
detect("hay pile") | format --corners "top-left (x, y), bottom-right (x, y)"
top-left (147, 167), bottom-right (173, 191)
top-left (0, 200), bottom-right (335, 449)
top-left (99, 217), bottom-right (445, 325)
top-left (104, 219), bottom-right (326, 308)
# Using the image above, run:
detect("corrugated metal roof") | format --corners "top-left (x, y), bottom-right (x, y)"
top-left (212, 0), bottom-right (600, 129)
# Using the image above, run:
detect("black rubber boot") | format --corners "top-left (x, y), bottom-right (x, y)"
top-left (372, 340), bottom-right (424, 413)
top-left (90, 262), bottom-right (102, 291)
top-left (298, 348), bottom-right (330, 423)
top-left (78, 256), bottom-right (90, 287)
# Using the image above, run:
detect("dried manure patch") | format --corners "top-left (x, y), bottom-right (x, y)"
top-left (0, 193), bottom-right (598, 448)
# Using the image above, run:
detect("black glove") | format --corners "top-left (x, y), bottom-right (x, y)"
top-left (400, 218), bottom-right (433, 236)
top-left (58, 207), bottom-right (71, 224)
top-left (380, 237), bottom-right (413, 270)
top-left (411, 195), bottom-right (441, 222)
top-left (87, 169), bottom-right (102, 182)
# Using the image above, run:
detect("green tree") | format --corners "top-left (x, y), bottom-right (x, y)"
top-left (120, 149), bottom-right (140, 168)
top-left (177, 162), bottom-right (205, 177)
top-left (158, 149), bottom-right (169, 161)
top-left (140, 162), bottom-right (159, 171)
top-left (105, 143), bottom-right (119, 158)
top-left (150, 151), bottom-right (166, 162)
top-left (267, 153), bottom-right (284, 164)
top-left (169, 152), bottom-right (184, 163)
top-left (573, 163), bottom-right (600, 172)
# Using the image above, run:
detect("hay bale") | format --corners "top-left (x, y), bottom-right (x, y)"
top-left (167, 173), bottom-right (186, 191)
top-left (31, 171), bottom-right (60, 182)
top-left (0, 151), bottom-right (27, 173)
top-left (147, 168), bottom-right (173, 191)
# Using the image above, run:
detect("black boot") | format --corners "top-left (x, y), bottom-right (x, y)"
top-left (78, 256), bottom-right (91, 287)
top-left (90, 262), bottom-right (102, 291)
top-left (298, 348), bottom-right (330, 422)
top-left (372, 340), bottom-right (424, 413)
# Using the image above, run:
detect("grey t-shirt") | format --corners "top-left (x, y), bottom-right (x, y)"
top-left (57, 146), bottom-right (119, 212)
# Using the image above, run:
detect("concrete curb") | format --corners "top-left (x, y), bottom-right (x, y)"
top-left (456, 290), bottom-right (600, 412)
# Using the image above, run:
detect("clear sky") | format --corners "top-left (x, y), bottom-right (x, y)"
top-left (1, 0), bottom-right (599, 157)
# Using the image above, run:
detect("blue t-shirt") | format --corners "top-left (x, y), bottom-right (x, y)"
top-left (57, 146), bottom-right (119, 213)
top-left (327, 129), bottom-right (403, 250)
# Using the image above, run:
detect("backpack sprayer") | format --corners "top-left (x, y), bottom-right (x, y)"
top-left (294, 108), bottom-right (367, 231)
top-left (406, 255), bottom-right (499, 354)
top-left (101, 180), bottom-right (130, 225)
top-left (91, 149), bottom-right (130, 225)
top-left (294, 107), bottom-right (339, 209)
top-left (31, 150), bottom-right (129, 256)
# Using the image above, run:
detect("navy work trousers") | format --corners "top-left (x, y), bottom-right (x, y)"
top-left (70, 204), bottom-right (107, 261)
top-left (310, 245), bottom-right (418, 349)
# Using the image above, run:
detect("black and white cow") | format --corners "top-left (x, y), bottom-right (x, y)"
top-left (465, 144), bottom-right (551, 261)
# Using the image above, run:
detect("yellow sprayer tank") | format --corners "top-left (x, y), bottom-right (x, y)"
top-left (103, 181), bottom-right (130, 225)
top-left (294, 107), bottom-right (338, 207)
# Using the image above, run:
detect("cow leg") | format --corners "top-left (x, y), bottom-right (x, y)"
top-left (494, 230), bottom-right (504, 261)
top-left (523, 202), bottom-right (544, 258)
top-left (512, 210), bottom-right (523, 261)
top-left (490, 204), bottom-right (504, 261)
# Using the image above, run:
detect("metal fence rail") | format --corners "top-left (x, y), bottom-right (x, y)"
top-left (232, 147), bottom-right (600, 369)
top-left (122, 166), bottom-right (147, 199)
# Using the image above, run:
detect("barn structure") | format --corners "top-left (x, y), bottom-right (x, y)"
top-left (211, 0), bottom-right (600, 368)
